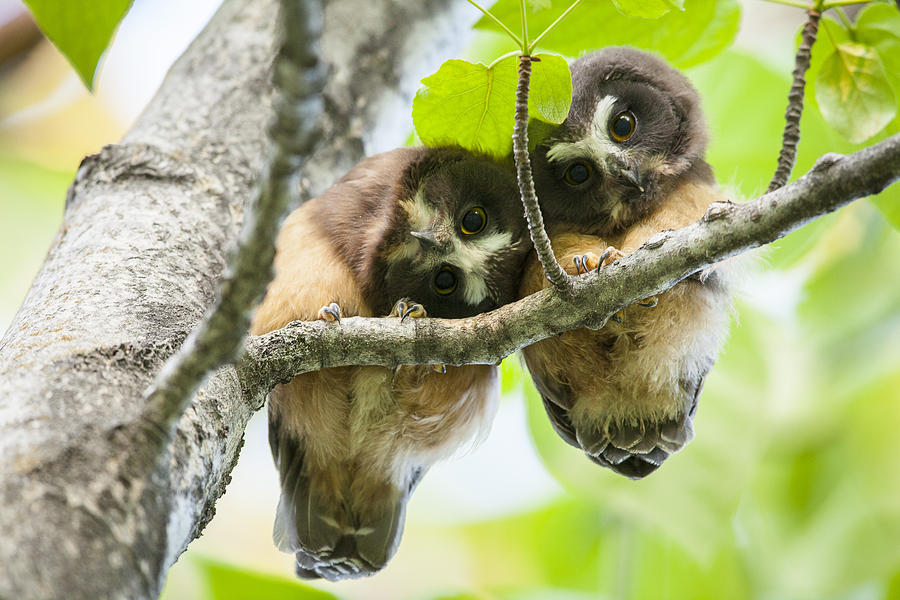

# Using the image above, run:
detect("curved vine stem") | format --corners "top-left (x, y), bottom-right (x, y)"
top-left (768, 8), bottom-right (822, 192)
top-left (513, 55), bottom-right (571, 291)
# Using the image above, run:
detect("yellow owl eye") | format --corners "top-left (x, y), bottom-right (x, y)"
top-left (434, 267), bottom-right (457, 295)
top-left (564, 161), bottom-right (593, 186)
top-left (609, 111), bottom-right (636, 142)
top-left (460, 207), bottom-right (486, 235)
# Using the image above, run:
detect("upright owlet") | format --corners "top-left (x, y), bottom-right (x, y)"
top-left (521, 47), bottom-right (735, 479)
top-left (252, 147), bottom-right (530, 580)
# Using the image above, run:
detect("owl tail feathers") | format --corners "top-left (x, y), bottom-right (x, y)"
top-left (533, 372), bottom-right (704, 479)
top-left (578, 415), bottom-right (695, 479)
top-left (270, 444), bottom-right (425, 580)
top-left (274, 481), bottom-right (418, 581)
top-left (287, 490), bottom-right (411, 581)
top-left (573, 377), bottom-right (705, 480)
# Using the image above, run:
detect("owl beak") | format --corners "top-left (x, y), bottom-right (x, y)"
top-left (619, 167), bottom-right (645, 194)
top-left (605, 154), bottom-right (645, 194)
top-left (410, 229), bottom-right (438, 248)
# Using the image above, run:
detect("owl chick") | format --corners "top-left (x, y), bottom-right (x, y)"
top-left (521, 47), bottom-right (735, 479)
top-left (252, 147), bottom-right (530, 580)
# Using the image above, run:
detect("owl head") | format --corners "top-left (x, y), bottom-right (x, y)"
top-left (533, 46), bottom-right (712, 234)
top-left (371, 149), bottom-right (531, 318)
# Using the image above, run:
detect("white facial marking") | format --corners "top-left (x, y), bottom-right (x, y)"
top-left (546, 94), bottom-right (620, 165)
top-left (451, 230), bottom-right (513, 305)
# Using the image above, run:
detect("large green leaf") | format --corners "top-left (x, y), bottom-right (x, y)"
top-left (21, 0), bottom-right (134, 90)
top-left (412, 54), bottom-right (571, 158)
top-left (814, 41), bottom-right (898, 144)
top-left (477, 0), bottom-right (739, 69)
top-left (611, 0), bottom-right (684, 19)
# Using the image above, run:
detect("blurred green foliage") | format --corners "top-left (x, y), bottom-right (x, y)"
top-left (194, 558), bottom-right (339, 600)
top-left (0, 154), bottom-right (69, 326)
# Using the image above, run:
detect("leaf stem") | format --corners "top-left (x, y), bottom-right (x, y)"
top-left (519, 0), bottom-right (530, 52)
top-left (529, 0), bottom-right (584, 53)
top-left (466, 0), bottom-right (524, 50)
top-left (821, 0), bottom-right (870, 8)
top-left (760, 0), bottom-right (813, 10)
top-left (833, 6), bottom-right (853, 30)
top-left (512, 55), bottom-right (571, 291)
top-left (488, 50), bottom-right (524, 68)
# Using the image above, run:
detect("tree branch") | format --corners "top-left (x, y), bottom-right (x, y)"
top-left (140, 0), bottom-right (325, 433)
top-left (237, 134), bottom-right (900, 398)
top-left (768, 8), bottom-right (821, 192)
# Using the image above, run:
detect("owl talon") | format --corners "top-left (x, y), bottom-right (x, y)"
top-left (432, 364), bottom-right (447, 374)
top-left (573, 255), bottom-right (584, 275)
top-left (317, 302), bottom-right (342, 322)
top-left (391, 298), bottom-right (428, 322)
top-left (611, 310), bottom-right (624, 324)
top-left (637, 296), bottom-right (658, 308)
top-left (595, 246), bottom-right (625, 273)
top-left (573, 252), bottom-right (602, 275)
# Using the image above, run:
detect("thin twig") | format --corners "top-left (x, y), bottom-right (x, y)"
top-left (513, 55), bottom-right (571, 291)
top-left (140, 0), bottom-right (326, 431)
top-left (760, 0), bottom-right (813, 9)
top-left (465, 0), bottom-right (524, 48)
top-left (768, 8), bottom-right (821, 192)
top-left (529, 0), bottom-right (584, 53)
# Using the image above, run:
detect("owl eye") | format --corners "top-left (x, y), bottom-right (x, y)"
top-left (609, 111), bottom-right (636, 142)
top-left (564, 161), bottom-right (593, 186)
top-left (434, 267), bottom-right (458, 295)
top-left (460, 207), bottom-right (486, 235)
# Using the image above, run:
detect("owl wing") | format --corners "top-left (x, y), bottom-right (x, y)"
top-left (522, 352), bottom-right (580, 449)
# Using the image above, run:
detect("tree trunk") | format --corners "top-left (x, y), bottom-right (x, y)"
top-left (0, 0), bottom-right (471, 598)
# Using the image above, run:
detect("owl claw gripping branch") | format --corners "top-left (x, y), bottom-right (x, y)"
top-left (252, 147), bottom-right (531, 580)
top-left (521, 47), bottom-right (736, 479)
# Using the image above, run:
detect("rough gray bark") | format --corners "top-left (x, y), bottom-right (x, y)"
top-left (237, 136), bottom-right (900, 393)
top-left (0, 0), bottom-right (473, 598)
top-left (141, 0), bottom-right (326, 434)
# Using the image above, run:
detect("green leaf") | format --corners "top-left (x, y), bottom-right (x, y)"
top-left (675, 0), bottom-right (741, 67)
top-left (855, 3), bottom-right (900, 45)
top-left (856, 4), bottom-right (900, 101)
top-left (814, 42), bottom-right (898, 144)
top-left (477, 0), bottom-right (738, 69)
top-left (195, 558), bottom-right (340, 600)
top-left (524, 54), bottom-right (572, 124)
top-left (412, 54), bottom-right (571, 158)
top-left (21, 0), bottom-right (134, 90)
top-left (611, 0), bottom-right (684, 18)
